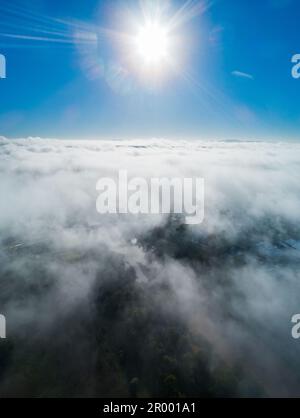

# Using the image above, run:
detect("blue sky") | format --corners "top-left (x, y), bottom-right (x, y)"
top-left (0, 0), bottom-right (299, 140)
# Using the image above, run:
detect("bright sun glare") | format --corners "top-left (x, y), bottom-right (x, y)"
top-left (135, 22), bottom-right (170, 66)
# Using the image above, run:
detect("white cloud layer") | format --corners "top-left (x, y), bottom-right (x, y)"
top-left (0, 137), bottom-right (300, 397)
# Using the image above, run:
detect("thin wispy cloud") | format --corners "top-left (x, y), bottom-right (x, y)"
top-left (232, 70), bottom-right (254, 80)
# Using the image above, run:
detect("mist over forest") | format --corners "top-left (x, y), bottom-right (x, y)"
top-left (0, 137), bottom-right (300, 397)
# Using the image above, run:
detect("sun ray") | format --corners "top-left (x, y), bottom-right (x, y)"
top-left (0, 0), bottom-right (96, 47)
top-left (168, 0), bottom-right (212, 31)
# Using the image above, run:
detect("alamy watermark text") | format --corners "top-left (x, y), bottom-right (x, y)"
top-left (292, 314), bottom-right (300, 339)
top-left (0, 315), bottom-right (6, 339)
top-left (292, 54), bottom-right (300, 79)
top-left (96, 170), bottom-right (205, 225)
top-left (0, 54), bottom-right (6, 79)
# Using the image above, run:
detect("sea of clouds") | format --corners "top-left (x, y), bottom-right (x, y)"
top-left (0, 137), bottom-right (300, 397)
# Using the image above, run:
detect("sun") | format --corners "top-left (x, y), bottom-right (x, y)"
top-left (134, 21), bottom-right (170, 66)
